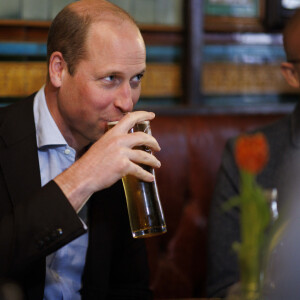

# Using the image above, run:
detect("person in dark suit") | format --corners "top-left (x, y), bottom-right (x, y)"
top-left (206, 8), bottom-right (300, 298)
top-left (0, 1), bottom-right (161, 299)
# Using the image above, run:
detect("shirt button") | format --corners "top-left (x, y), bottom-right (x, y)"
top-left (57, 228), bottom-right (63, 236)
top-left (64, 148), bottom-right (71, 155)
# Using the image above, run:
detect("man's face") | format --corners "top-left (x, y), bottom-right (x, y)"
top-left (54, 20), bottom-right (146, 148)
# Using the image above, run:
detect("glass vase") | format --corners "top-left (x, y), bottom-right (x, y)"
top-left (226, 188), bottom-right (278, 300)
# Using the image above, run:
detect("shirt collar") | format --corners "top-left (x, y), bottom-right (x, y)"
top-left (33, 86), bottom-right (67, 149)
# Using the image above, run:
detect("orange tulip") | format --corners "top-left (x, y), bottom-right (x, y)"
top-left (235, 133), bottom-right (269, 174)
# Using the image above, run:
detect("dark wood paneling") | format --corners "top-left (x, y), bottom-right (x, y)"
top-left (0, 20), bottom-right (183, 44)
top-left (184, 0), bottom-right (203, 105)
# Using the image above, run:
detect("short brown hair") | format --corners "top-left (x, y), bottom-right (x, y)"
top-left (47, 6), bottom-right (90, 76)
top-left (46, 1), bottom-right (137, 78)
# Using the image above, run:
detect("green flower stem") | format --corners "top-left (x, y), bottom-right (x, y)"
top-left (238, 170), bottom-right (271, 299)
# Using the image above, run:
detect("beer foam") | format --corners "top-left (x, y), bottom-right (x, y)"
top-left (107, 120), bottom-right (118, 126)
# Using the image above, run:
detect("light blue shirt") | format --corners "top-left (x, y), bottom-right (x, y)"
top-left (33, 87), bottom-right (88, 300)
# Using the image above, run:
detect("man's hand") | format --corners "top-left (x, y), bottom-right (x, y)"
top-left (54, 111), bottom-right (161, 212)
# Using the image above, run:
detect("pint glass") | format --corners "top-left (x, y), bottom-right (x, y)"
top-left (107, 120), bottom-right (167, 238)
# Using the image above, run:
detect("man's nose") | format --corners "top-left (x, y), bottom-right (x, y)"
top-left (114, 82), bottom-right (134, 112)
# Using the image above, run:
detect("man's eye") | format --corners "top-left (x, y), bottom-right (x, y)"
top-left (103, 75), bottom-right (115, 82)
top-left (131, 73), bottom-right (144, 82)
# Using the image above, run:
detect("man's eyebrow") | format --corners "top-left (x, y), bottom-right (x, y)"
top-left (99, 69), bottom-right (146, 76)
top-left (137, 69), bottom-right (146, 75)
top-left (94, 71), bottom-right (119, 78)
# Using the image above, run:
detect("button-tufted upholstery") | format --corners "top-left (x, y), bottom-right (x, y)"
top-left (147, 113), bottom-right (285, 299)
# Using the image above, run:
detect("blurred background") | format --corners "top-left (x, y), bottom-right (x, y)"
top-left (0, 0), bottom-right (299, 113)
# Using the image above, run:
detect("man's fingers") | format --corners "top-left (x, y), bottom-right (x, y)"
top-left (127, 161), bottom-right (155, 182)
top-left (126, 132), bottom-right (161, 152)
top-left (129, 149), bottom-right (161, 169)
top-left (104, 131), bottom-right (161, 153)
top-left (109, 111), bottom-right (155, 134)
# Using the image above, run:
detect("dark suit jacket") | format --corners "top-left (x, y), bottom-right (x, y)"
top-left (206, 102), bottom-right (300, 297)
top-left (0, 94), bottom-right (151, 300)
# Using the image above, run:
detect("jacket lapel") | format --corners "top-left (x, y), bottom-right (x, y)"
top-left (0, 95), bottom-right (41, 205)
top-left (0, 95), bottom-right (46, 299)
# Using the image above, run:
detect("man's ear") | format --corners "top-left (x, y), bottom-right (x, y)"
top-left (281, 62), bottom-right (300, 88)
top-left (48, 51), bottom-right (66, 88)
